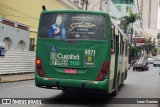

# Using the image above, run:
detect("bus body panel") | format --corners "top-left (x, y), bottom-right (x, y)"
top-left (35, 10), bottom-right (128, 94)
top-left (35, 74), bottom-right (109, 91)
top-left (36, 39), bottom-right (110, 81)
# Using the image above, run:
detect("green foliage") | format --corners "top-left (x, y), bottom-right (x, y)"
top-left (157, 33), bottom-right (160, 39)
top-left (151, 47), bottom-right (158, 56)
top-left (129, 45), bottom-right (140, 57)
top-left (120, 11), bottom-right (141, 44)
top-left (145, 38), bottom-right (155, 54)
top-left (121, 11), bottom-right (141, 28)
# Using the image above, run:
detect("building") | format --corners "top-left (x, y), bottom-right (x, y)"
top-left (112, 0), bottom-right (142, 44)
top-left (141, 0), bottom-right (158, 45)
top-left (157, 0), bottom-right (160, 30)
top-left (72, 0), bottom-right (122, 24)
top-left (0, 0), bottom-right (80, 74)
top-left (0, 17), bottom-right (29, 51)
top-left (0, 0), bottom-right (78, 51)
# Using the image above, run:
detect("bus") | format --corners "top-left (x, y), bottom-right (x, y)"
top-left (35, 9), bottom-right (128, 96)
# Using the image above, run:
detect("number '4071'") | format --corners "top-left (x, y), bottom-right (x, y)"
top-left (84, 50), bottom-right (95, 56)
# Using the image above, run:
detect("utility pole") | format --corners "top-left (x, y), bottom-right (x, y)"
top-left (81, 0), bottom-right (88, 10)
top-left (85, 0), bottom-right (88, 10)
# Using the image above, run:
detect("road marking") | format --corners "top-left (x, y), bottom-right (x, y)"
top-left (6, 84), bottom-right (34, 90)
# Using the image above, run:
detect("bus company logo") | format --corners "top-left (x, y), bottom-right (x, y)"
top-left (57, 53), bottom-right (79, 60)
top-left (87, 56), bottom-right (92, 62)
top-left (85, 55), bottom-right (95, 67)
top-left (50, 52), bottom-right (80, 66)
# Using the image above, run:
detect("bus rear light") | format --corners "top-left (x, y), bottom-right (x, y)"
top-left (96, 62), bottom-right (109, 81)
top-left (103, 62), bottom-right (109, 68)
top-left (36, 59), bottom-right (41, 65)
top-left (36, 58), bottom-right (46, 77)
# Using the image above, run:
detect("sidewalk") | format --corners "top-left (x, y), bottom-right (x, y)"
top-left (0, 72), bottom-right (34, 83)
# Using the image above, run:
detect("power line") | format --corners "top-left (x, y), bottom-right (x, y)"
top-left (0, 3), bottom-right (38, 20)
top-left (1, 14), bottom-right (38, 20)
top-left (0, 8), bottom-right (38, 24)
top-left (0, 13), bottom-right (38, 25)
top-left (0, 12), bottom-right (38, 29)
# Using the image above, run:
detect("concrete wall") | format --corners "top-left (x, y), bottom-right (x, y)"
top-left (0, 17), bottom-right (29, 51)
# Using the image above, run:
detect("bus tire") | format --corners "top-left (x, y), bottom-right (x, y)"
top-left (112, 75), bottom-right (119, 96)
top-left (120, 81), bottom-right (124, 86)
top-left (120, 73), bottom-right (124, 86)
top-left (112, 82), bottom-right (118, 96)
top-left (124, 70), bottom-right (127, 80)
top-left (62, 88), bottom-right (69, 93)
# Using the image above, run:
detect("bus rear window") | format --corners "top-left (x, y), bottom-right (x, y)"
top-left (38, 13), bottom-right (107, 40)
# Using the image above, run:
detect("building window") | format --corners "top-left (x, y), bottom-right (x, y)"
top-left (17, 40), bottom-right (26, 51)
top-left (116, 6), bottom-right (121, 12)
top-left (126, 6), bottom-right (131, 12)
top-left (120, 0), bottom-right (125, 4)
top-left (3, 37), bottom-right (13, 50)
top-left (128, 0), bottom-right (133, 4)
top-left (30, 38), bottom-right (35, 51)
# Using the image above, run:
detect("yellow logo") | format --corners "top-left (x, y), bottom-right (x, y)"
top-left (88, 56), bottom-right (92, 62)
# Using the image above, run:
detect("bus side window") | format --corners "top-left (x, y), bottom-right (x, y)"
top-left (118, 33), bottom-right (121, 55)
top-left (111, 25), bottom-right (115, 54)
top-left (120, 34), bottom-right (123, 55)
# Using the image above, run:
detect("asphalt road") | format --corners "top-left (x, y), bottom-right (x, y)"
top-left (0, 64), bottom-right (160, 107)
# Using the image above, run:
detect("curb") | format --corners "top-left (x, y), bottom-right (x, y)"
top-left (0, 72), bottom-right (34, 83)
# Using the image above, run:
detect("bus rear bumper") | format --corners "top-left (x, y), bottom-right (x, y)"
top-left (35, 74), bottom-right (109, 92)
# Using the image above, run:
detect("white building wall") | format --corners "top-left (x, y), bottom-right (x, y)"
top-left (0, 17), bottom-right (29, 51)
top-left (142, 0), bottom-right (158, 44)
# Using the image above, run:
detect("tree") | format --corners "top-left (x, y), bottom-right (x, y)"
top-left (157, 33), bottom-right (160, 39)
top-left (121, 11), bottom-right (141, 45)
top-left (129, 44), bottom-right (140, 63)
top-left (145, 37), bottom-right (156, 55)
top-left (129, 45), bottom-right (140, 57)
top-left (151, 47), bottom-right (157, 56)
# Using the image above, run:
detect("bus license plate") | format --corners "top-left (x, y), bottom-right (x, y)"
top-left (64, 69), bottom-right (77, 74)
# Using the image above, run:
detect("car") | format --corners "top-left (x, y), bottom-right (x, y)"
top-left (153, 59), bottom-right (160, 67)
top-left (146, 57), bottom-right (154, 64)
top-left (133, 62), bottom-right (149, 71)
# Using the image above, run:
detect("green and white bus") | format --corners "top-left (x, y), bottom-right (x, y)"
top-left (35, 10), bottom-right (128, 96)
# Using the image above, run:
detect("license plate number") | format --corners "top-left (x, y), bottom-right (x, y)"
top-left (64, 69), bottom-right (77, 74)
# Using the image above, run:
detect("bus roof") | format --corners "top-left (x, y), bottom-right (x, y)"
top-left (41, 9), bottom-right (110, 15)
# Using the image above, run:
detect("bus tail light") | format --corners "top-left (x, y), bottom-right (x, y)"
top-left (36, 58), bottom-right (46, 77)
top-left (96, 62), bottom-right (109, 81)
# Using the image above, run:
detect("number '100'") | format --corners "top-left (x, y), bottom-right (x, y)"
top-left (69, 61), bottom-right (80, 66)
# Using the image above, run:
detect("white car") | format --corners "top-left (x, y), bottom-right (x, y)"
top-left (153, 59), bottom-right (160, 67)
top-left (146, 57), bottom-right (154, 64)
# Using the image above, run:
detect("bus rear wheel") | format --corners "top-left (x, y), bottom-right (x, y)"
top-left (112, 79), bottom-right (119, 96)
top-left (62, 88), bottom-right (70, 93)
top-left (112, 84), bottom-right (118, 96)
